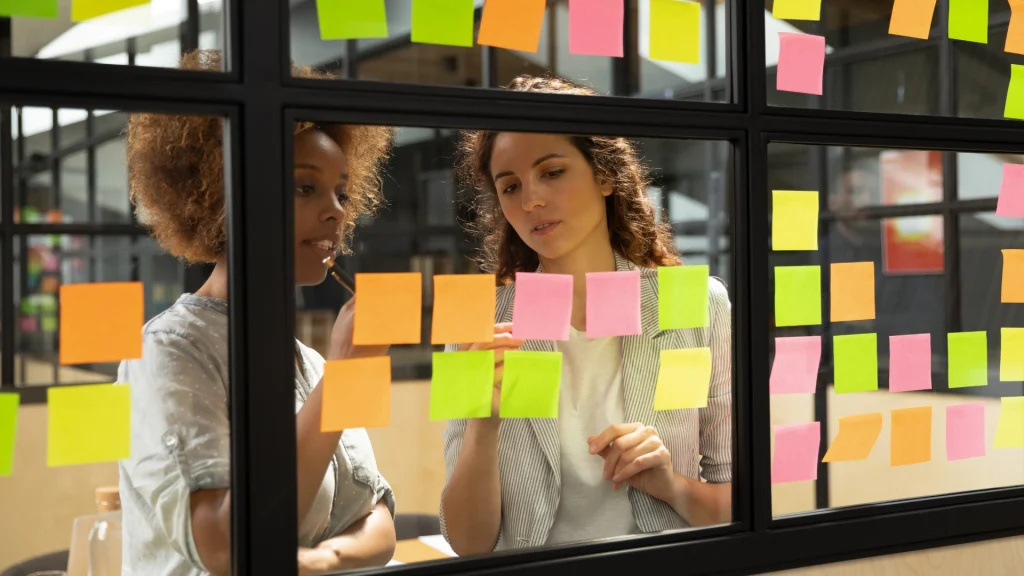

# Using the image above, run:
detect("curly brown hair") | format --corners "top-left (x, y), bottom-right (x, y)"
top-left (126, 49), bottom-right (393, 263)
top-left (458, 75), bottom-right (680, 284)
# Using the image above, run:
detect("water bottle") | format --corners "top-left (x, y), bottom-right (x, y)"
top-left (88, 486), bottom-right (122, 576)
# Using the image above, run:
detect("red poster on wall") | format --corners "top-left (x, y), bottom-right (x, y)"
top-left (881, 150), bottom-right (945, 275)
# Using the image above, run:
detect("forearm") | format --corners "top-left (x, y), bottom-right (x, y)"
top-left (316, 501), bottom-right (396, 569)
top-left (296, 380), bottom-right (345, 523)
top-left (668, 476), bottom-right (732, 526)
top-left (441, 420), bottom-right (502, 555)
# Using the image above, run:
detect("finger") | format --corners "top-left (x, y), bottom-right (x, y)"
top-left (613, 436), bottom-right (663, 478)
top-left (613, 449), bottom-right (670, 483)
top-left (599, 427), bottom-right (655, 481)
top-left (492, 332), bottom-right (525, 347)
top-left (494, 322), bottom-right (514, 333)
top-left (588, 423), bottom-right (644, 454)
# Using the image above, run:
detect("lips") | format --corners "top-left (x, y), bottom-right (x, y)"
top-left (531, 220), bottom-right (561, 236)
top-left (303, 239), bottom-right (338, 260)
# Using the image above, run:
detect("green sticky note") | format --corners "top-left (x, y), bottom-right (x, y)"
top-left (658, 265), bottom-right (709, 330)
top-left (1001, 328), bottom-right (1024, 382)
top-left (948, 0), bottom-right (988, 43)
top-left (71, 0), bottom-right (147, 22)
top-left (772, 191), bottom-right (819, 251)
top-left (48, 384), bottom-right (130, 467)
top-left (430, 350), bottom-right (494, 420)
top-left (834, 333), bottom-right (878, 393)
top-left (317, 0), bottom-right (388, 40)
top-left (0, 0), bottom-right (58, 18)
top-left (650, 0), bottom-right (700, 64)
top-left (1007, 64), bottom-right (1024, 121)
top-left (499, 351), bottom-right (561, 418)
top-left (772, 0), bottom-right (821, 20)
top-left (948, 331), bottom-right (988, 388)
top-left (774, 266), bottom-right (822, 327)
top-left (0, 393), bottom-right (18, 476)
top-left (411, 0), bottom-right (474, 47)
top-left (654, 348), bottom-right (713, 410)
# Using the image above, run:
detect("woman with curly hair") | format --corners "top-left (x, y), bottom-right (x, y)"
top-left (440, 76), bottom-right (733, 554)
top-left (117, 50), bottom-right (397, 576)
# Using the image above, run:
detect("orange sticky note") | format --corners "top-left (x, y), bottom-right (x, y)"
top-left (353, 273), bottom-right (423, 345)
top-left (321, 357), bottom-right (391, 431)
top-left (59, 282), bottom-right (143, 365)
top-left (1002, 249), bottom-right (1024, 303)
top-left (830, 262), bottom-right (875, 322)
top-left (1009, 1), bottom-right (1024, 55)
top-left (478, 0), bottom-right (546, 52)
top-left (889, 0), bottom-right (937, 39)
top-left (823, 413), bottom-right (882, 462)
top-left (431, 274), bottom-right (496, 345)
top-left (891, 406), bottom-right (932, 466)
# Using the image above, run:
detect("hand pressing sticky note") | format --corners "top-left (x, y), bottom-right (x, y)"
top-left (478, 0), bottom-right (546, 52)
top-left (321, 357), bottom-right (391, 431)
top-left (772, 0), bottom-right (821, 20)
top-left (430, 350), bottom-right (494, 420)
top-left (649, 0), bottom-right (700, 64)
top-left (1008, 1), bottom-right (1024, 55)
top-left (0, 0), bottom-right (58, 18)
top-left (770, 336), bottom-right (821, 395)
top-left (1000, 328), bottom-right (1024, 382)
top-left (568, 0), bottom-right (624, 57)
top-left (60, 282), bottom-right (143, 365)
top-left (771, 422), bottom-right (820, 484)
top-left (500, 351), bottom-right (561, 418)
top-left (512, 273), bottom-right (573, 341)
top-left (774, 266), bottom-right (822, 327)
top-left (412, 0), bottom-right (475, 47)
top-left (586, 271), bottom-right (641, 338)
top-left (995, 396), bottom-right (1024, 448)
top-left (948, 0), bottom-right (988, 44)
top-left (48, 384), bottom-right (130, 467)
top-left (1002, 249), bottom-right (1024, 302)
top-left (891, 406), bottom-right (932, 466)
top-left (772, 190), bottom-right (819, 251)
top-left (777, 32), bottom-right (826, 96)
top-left (0, 393), bottom-right (18, 476)
top-left (948, 331), bottom-right (988, 389)
top-left (432, 274), bottom-right (496, 345)
top-left (997, 164), bottom-right (1024, 218)
top-left (823, 413), bottom-right (882, 462)
top-left (889, 0), bottom-right (937, 39)
top-left (72, 0), bottom-right (147, 21)
top-left (658, 265), bottom-right (709, 330)
top-left (354, 273), bottom-right (422, 346)
top-left (316, 0), bottom-right (388, 40)
top-left (653, 348), bottom-right (712, 411)
top-left (888, 334), bottom-right (932, 392)
top-left (830, 262), bottom-right (875, 322)
top-left (1006, 65), bottom-right (1024, 121)
top-left (946, 403), bottom-right (986, 461)
top-left (834, 333), bottom-right (878, 394)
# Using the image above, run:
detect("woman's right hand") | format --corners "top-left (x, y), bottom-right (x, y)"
top-left (327, 297), bottom-right (390, 361)
top-left (459, 322), bottom-right (524, 418)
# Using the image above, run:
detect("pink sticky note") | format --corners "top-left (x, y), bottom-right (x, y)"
top-left (946, 402), bottom-right (986, 461)
top-left (996, 164), bottom-right (1024, 218)
top-left (772, 422), bottom-right (820, 483)
top-left (568, 0), bottom-right (624, 57)
top-left (512, 273), bottom-right (573, 341)
top-left (770, 336), bottom-right (821, 394)
top-left (889, 334), bottom-right (933, 392)
top-left (585, 271), bottom-right (641, 338)
top-left (777, 32), bottom-right (825, 96)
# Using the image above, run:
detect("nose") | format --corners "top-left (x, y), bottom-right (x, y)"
top-left (520, 180), bottom-right (545, 212)
top-left (322, 193), bottom-right (346, 224)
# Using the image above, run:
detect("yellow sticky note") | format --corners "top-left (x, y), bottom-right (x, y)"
top-left (48, 384), bottom-right (130, 467)
top-left (772, 190), bottom-right (818, 251)
top-left (822, 413), bottom-right (882, 462)
top-left (431, 274), bottom-right (496, 345)
top-left (0, 393), bottom-right (18, 476)
top-left (321, 357), bottom-right (391, 431)
top-left (995, 396), bottom-right (1024, 448)
top-left (353, 273), bottom-right (423, 346)
top-left (891, 406), bottom-right (932, 466)
top-left (1001, 328), bottom-right (1024, 382)
top-left (72, 0), bottom-right (148, 22)
top-left (650, 0), bottom-right (700, 64)
top-left (60, 282), bottom-right (144, 365)
top-left (772, 0), bottom-right (821, 20)
top-left (1007, 64), bottom-right (1024, 120)
top-left (830, 262), bottom-right (876, 322)
top-left (653, 348), bottom-right (712, 410)
top-left (1002, 249), bottom-right (1024, 303)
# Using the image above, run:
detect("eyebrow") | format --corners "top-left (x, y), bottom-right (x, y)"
top-left (294, 164), bottom-right (349, 181)
top-left (492, 153), bottom-right (566, 182)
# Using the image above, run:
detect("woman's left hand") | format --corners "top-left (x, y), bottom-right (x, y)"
top-left (588, 423), bottom-right (676, 503)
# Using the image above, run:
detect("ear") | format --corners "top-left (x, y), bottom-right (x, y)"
top-left (599, 179), bottom-right (614, 198)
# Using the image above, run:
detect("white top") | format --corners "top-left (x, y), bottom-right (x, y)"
top-left (545, 327), bottom-right (639, 545)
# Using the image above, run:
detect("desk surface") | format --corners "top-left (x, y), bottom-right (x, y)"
top-left (390, 535), bottom-right (456, 565)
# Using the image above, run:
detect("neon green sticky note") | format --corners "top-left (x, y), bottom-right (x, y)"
top-left (430, 350), bottom-right (494, 420)
top-left (1007, 64), bottom-right (1024, 121)
top-left (0, 393), bottom-right (18, 476)
top-left (412, 0), bottom-right (474, 47)
top-left (994, 396), bottom-right (1024, 448)
top-left (71, 0), bottom-right (147, 22)
top-left (834, 333), bottom-right (878, 393)
top-left (0, 0), bottom-right (58, 18)
top-left (773, 190), bottom-right (819, 251)
top-left (772, 0), bottom-right (821, 20)
top-left (774, 266), bottom-right (822, 327)
top-left (650, 0), bottom-right (700, 64)
top-left (654, 348), bottom-right (713, 410)
top-left (316, 0), bottom-right (388, 40)
top-left (948, 331), bottom-right (988, 388)
top-left (1001, 328), bottom-right (1024, 382)
top-left (948, 0), bottom-right (988, 43)
top-left (658, 265), bottom-right (709, 330)
top-left (499, 351), bottom-right (561, 418)
top-left (48, 384), bottom-right (130, 467)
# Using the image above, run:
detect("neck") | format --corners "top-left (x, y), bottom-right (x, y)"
top-left (195, 256), bottom-right (229, 302)
top-left (538, 228), bottom-right (616, 332)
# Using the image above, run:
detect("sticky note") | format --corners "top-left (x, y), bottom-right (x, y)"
top-left (996, 164), bottom-right (1024, 217)
top-left (321, 357), bottom-right (391, 431)
top-left (777, 32), bottom-right (826, 96)
top-left (71, 0), bottom-right (147, 21)
top-left (649, 0), bottom-right (700, 64)
top-left (0, 393), bottom-right (17, 476)
top-left (772, 0), bottom-right (821, 20)
top-left (1008, 1), bottom-right (1024, 55)
top-left (888, 334), bottom-right (932, 392)
top-left (653, 348), bottom-right (713, 411)
top-left (478, 0), bottom-right (546, 52)
top-left (769, 336), bottom-right (821, 395)
top-left (511, 273), bottom-right (573, 341)
top-left (499, 351), bottom-right (561, 418)
top-left (412, 0), bottom-right (475, 47)
top-left (994, 396), bottom-right (1024, 448)
top-left (59, 282), bottom-right (143, 365)
top-left (430, 350), bottom-right (494, 420)
top-left (586, 271), bottom-right (641, 338)
top-left (830, 262), bottom-right (876, 322)
top-left (771, 422), bottom-right (820, 483)
top-left (48, 384), bottom-right (130, 467)
top-left (822, 413), bottom-right (882, 462)
top-left (658, 265), bottom-right (709, 330)
top-left (316, 0), bottom-right (388, 40)
top-left (889, 0), bottom-right (937, 39)
top-left (834, 333), bottom-right (878, 394)
top-left (1006, 64), bottom-right (1024, 120)
top-left (0, 0), bottom-right (58, 18)
top-left (1002, 249), bottom-right (1024, 302)
top-left (948, 331), bottom-right (988, 389)
top-left (772, 190), bottom-right (819, 251)
top-left (431, 274), bottom-right (496, 345)
top-left (774, 266), bottom-right (822, 327)
top-left (568, 0), bottom-right (624, 57)
top-left (891, 406), bottom-right (932, 466)
top-left (1000, 328), bottom-right (1024, 382)
top-left (353, 273), bottom-right (422, 346)
top-left (948, 0), bottom-right (987, 44)
top-left (946, 403), bottom-right (986, 460)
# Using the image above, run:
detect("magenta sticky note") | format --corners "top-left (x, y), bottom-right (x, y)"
top-left (889, 334), bottom-right (933, 392)
top-left (946, 402), bottom-right (986, 461)
top-left (772, 422), bottom-right (820, 483)
top-left (996, 164), bottom-right (1024, 218)
top-left (777, 32), bottom-right (825, 96)
top-left (585, 270), bottom-right (641, 338)
top-left (512, 272), bottom-right (573, 341)
top-left (770, 336), bottom-right (821, 394)
top-left (568, 0), bottom-right (624, 57)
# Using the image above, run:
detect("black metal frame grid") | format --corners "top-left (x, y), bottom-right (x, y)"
top-left (0, 1), bottom-right (1023, 575)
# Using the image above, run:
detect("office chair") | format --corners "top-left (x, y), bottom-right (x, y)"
top-left (1, 550), bottom-right (69, 576)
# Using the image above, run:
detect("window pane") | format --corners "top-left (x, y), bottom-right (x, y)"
top-left (956, 152), bottom-right (1024, 200)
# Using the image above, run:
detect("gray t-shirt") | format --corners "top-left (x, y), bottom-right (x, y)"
top-left (117, 294), bottom-right (395, 576)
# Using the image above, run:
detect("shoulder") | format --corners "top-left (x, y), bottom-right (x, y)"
top-left (127, 297), bottom-right (229, 375)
